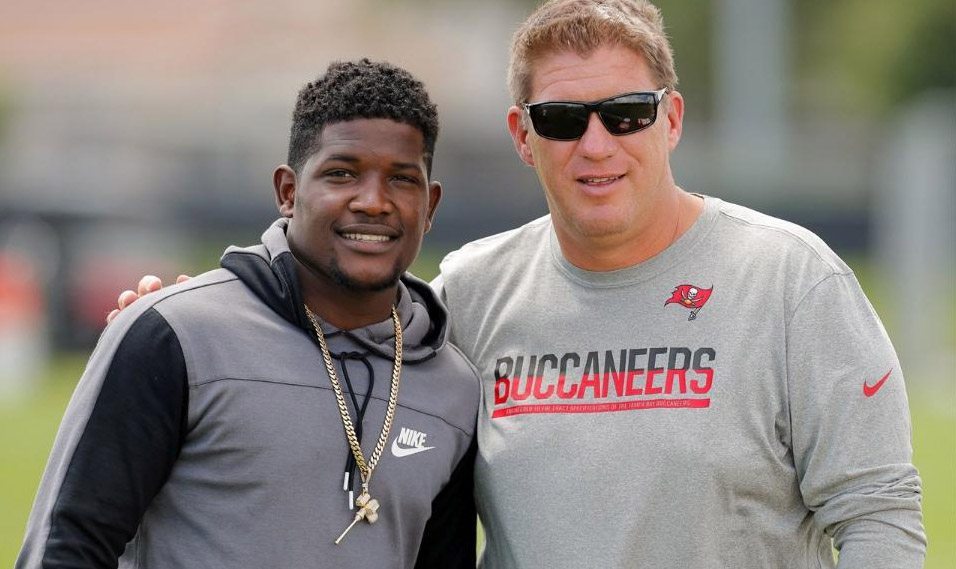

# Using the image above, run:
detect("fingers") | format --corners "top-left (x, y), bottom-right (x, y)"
top-left (106, 273), bottom-right (189, 326)
top-left (106, 290), bottom-right (139, 325)
top-left (137, 275), bottom-right (163, 296)
top-left (118, 290), bottom-right (139, 310)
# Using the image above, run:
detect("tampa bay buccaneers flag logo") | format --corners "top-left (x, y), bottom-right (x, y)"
top-left (665, 284), bottom-right (713, 321)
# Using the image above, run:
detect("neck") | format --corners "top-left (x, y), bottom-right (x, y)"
top-left (556, 189), bottom-right (703, 272)
top-left (294, 265), bottom-right (399, 331)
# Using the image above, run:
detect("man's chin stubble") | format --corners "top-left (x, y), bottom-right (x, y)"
top-left (327, 260), bottom-right (403, 293)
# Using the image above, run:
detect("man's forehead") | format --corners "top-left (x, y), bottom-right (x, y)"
top-left (528, 44), bottom-right (655, 100)
top-left (312, 118), bottom-right (426, 164)
top-left (320, 118), bottom-right (423, 140)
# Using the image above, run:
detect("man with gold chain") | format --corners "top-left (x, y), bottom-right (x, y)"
top-left (16, 59), bottom-right (480, 569)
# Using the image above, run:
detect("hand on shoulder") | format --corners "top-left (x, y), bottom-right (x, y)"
top-left (106, 274), bottom-right (191, 323)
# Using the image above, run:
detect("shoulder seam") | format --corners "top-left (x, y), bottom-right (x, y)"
top-left (190, 377), bottom-right (474, 436)
top-left (783, 271), bottom-right (854, 445)
top-left (150, 274), bottom-right (239, 310)
top-left (445, 342), bottom-right (483, 401)
top-left (717, 209), bottom-right (847, 273)
top-left (785, 272), bottom-right (853, 335)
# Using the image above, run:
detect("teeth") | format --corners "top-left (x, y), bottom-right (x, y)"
top-left (582, 176), bottom-right (620, 184)
top-left (343, 233), bottom-right (391, 243)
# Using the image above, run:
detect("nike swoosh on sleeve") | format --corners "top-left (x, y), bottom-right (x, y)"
top-left (863, 369), bottom-right (893, 398)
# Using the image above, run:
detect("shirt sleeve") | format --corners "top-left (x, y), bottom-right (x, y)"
top-left (786, 272), bottom-right (925, 568)
top-left (414, 439), bottom-right (478, 569)
top-left (16, 307), bottom-right (188, 569)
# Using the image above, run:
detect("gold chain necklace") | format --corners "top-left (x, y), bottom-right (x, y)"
top-left (304, 304), bottom-right (403, 545)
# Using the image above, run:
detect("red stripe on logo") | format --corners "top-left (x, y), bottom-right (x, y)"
top-left (491, 398), bottom-right (711, 418)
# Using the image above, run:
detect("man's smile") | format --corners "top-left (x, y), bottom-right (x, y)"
top-left (574, 172), bottom-right (626, 197)
top-left (577, 173), bottom-right (624, 186)
top-left (332, 223), bottom-right (403, 255)
top-left (342, 233), bottom-right (393, 243)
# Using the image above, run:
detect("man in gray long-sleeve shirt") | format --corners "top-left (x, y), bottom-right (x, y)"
top-left (431, 0), bottom-right (925, 567)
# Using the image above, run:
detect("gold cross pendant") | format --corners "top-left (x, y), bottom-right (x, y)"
top-left (334, 492), bottom-right (380, 544)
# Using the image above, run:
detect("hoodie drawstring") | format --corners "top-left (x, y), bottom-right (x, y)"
top-left (333, 351), bottom-right (376, 510)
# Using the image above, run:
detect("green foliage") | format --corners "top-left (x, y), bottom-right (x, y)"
top-left (653, 0), bottom-right (716, 120)
top-left (797, 0), bottom-right (956, 115)
top-left (912, 391), bottom-right (956, 567)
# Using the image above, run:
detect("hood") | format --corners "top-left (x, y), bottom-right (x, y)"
top-left (220, 218), bottom-right (447, 363)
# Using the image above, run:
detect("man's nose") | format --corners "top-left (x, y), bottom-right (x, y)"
top-left (349, 178), bottom-right (394, 216)
top-left (577, 112), bottom-right (617, 160)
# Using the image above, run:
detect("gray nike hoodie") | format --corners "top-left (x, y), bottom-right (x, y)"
top-left (17, 218), bottom-right (481, 569)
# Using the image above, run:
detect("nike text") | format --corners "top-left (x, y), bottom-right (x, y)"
top-left (391, 428), bottom-right (435, 457)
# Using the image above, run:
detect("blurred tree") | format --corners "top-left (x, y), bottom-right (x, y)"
top-left (797, 0), bottom-right (956, 116)
top-left (654, 0), bottom-right (716, 121)
top-left (891, 3), bottom-right (956, 104)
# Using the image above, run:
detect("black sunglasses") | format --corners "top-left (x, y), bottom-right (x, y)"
top-left (523, 88), bottom-right (668, 141)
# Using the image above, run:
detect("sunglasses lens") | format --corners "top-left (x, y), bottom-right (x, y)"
top-left (599, 94), bottom-right (658, 135)
top-left (528, 103), bottom-right (588, 140)
top-left (527, 91), bottom-right (663, 140)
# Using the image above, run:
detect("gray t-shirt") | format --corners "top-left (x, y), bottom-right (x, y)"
top-left (434, 196), bottom-right (924, 569)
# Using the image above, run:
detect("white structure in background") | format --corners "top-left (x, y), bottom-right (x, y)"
top-left (715, 0), bottom-right (791, 185)
top-left (875, 92), bottom-right (956, 389)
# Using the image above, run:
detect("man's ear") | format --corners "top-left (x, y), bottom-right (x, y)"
top-left (273, 165), bottom-right (297, 217)
top-left (664, 90), bottom-right (685, 152)
top-left (507, 106), bottom-right (536, 167)
top-left (424, 180), bottom-right (443, 233)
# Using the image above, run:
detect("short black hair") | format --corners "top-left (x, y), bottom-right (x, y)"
top-left (287, 59), bottom-right (440, 175)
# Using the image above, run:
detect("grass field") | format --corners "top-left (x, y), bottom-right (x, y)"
top-left (1, 354), bottom-right (953, 566)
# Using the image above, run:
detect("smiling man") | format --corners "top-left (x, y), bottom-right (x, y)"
top-left (17, 59), bottom-right (480, 569)
top-left (433, 1), bottom-right (925, 568)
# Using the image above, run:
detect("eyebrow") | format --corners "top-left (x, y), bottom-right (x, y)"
top-left (324, 154), bottom-right (422, 172)
top-left (324, 154), bottom-right (361, 164)
top-left (391, 161), bottom-right (424, 172)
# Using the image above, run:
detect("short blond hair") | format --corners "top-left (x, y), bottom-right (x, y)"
top-left (508, 0), bottom-right (678, 104)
